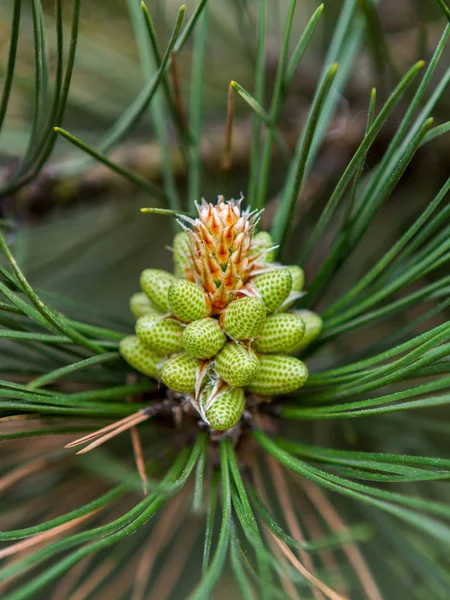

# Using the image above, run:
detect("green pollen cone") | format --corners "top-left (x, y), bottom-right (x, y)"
top-left (253, 268), bottom-right (292, 313)
top-left (246, 354), bottom-right (308, 396)
top-left (160, 353), bottom-right (198, 393)
top-left (254, 313), bottom-right (305, 354)
top-left (287, 310), bottom-right (323, 353)
top-left (286, 265), bottom-right (304, 292)
top-left (182, 317), bottom-right (226, 359)
top-left (250, 230), bottom-right (276, 263)
top-left (130, 292), bottom-right (163, 318)
top-left (173, 231), bottom-right (192, 279)
top-left (204, 386), bottom-right (245, 431)
top-left (221, 296), bottom-right (266, 340)
top-left (135, 315), bottom-right (183, 355)
top-left (140, 269), bottom-right (175, 313)
top-left (168, 280), bottom-right (211, 323)
top-left (215, 342), bottom-right (259, 387)
top-left (119, 336), bottom-right (164, 379)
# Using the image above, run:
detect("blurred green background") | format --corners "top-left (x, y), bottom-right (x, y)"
top-left (1, 2), bottom-right (450, 598)
top-left (0, 0), bottom-right (449, 340)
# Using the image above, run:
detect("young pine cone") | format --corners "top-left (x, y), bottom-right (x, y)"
top-left (120, 196), bottom-right (322, 432)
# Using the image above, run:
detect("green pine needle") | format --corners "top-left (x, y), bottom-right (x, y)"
top-left (1, 1), bottom-right (449, 597)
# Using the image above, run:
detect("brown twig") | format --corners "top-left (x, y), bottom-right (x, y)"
top-left (294, 490), bottom-right (349, 595)
top-left (0, 475), bottom-right (99, 532)
top-left (271, 536), bottom-right (349, 600)
top-left (50, 556), bottom-right (95, 600)
top-left (64, 407), bottom-right (161, 454)
top-left (132, 487), bottom-right (191, 600)
top-left (68, 559), bottom-right (115, 600)
top-left (250, 457), bottom-right (304, 600)
top-left (266, 455), bottom-right (325, 600)
top-left (0, 414), bottom-right (37, 424)
top-left (0, 509), bottom-right (100, 559)
top-left (96, 555), bottom-right (150, 600)
top-left (65, 411), bottom-right (148, 448)
top-left (51, 505), bottom-right (134, 599)
top-left (130, 426), bottom-right (148, 495)
top-left (0, 457), bottom-right (49, 493)
top-left (75, 413), bottom-right (151, 455)
top-left (149, 521), bottom-right (200, 600)
top-left (302, 481), bottom-right (383, 600)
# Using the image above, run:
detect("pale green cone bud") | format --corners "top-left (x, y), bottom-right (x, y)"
top-left (250, 231), bottom-right (276, 263)
top-left (254, 313), bottom-right (305, 354)
top-left (140, 269), bottom-right (175, 313)
top-left (130, 292), bottom-right (163, 318)
top-left (168, 280), bottom-right (211, 323)
top-left (286, 265), bottom-right (304, 292)
top-left (253, 268), bottom-right (292, 313)
top-left (215, 342), bottom-right (259, 387)
top-left (119, 335), bottom-right (164, 379)
top-left (161, 353), bottom-right (198, 393)
top-left (182, 318), bottom-right (227, 359)
top-left (246, 355), bottom-right (308, 396)
top-left (287, 310), bottom-right (323, 353)
top-left (173, 231), bottom-right (192, 279)
top-left (221, 297), bottom-right (266, 340)
top-left (204, 386), bottom-right (245, 431)
top-left (276, 266), bottom-right (305, 312)
top-left (135, 315), bottom-right (183, 355)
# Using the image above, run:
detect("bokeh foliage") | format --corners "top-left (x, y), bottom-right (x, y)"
top-left (0, 0), bottom-right (450, 598)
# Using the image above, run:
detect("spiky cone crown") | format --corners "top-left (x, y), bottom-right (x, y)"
top-left (120, 196), bottom-right (323, 432)
top-left (177, 195), bottom-right (267, 312)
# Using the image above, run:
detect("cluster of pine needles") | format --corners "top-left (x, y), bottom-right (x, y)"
top-left (1, 0), bottom-right (450, 598)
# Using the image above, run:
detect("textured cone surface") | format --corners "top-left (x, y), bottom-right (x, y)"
top-left (246, 355), bottom-right (308, 395)
top-left (286, 265), bottom-right (304, 292)
top-left (205, 387), bottom-right (245, 431)
top-left (178, 198), bottom-right (265, 311)
top-left (250, 231), bottom-right (276, 263)
top-left (168, 280), bottom-right (210, 323)
top-left (140, 269), bottom-right (175, 313)
top-left (253, 268), bottom-right (292, 313)
top-left (135, 315), bottom-right (183, 355)
top-left (161, 353), bottom-right (198, 393)
top-left (182, 318), bottom-right (226, 359)
top-left (215, 342), bottom-right (259, 387)
top-left (173, 231), bottom-right (192, 279)
top-left (130, 293), bottom-right (162, 318)
top-left (221, 297), bottom-right (266, 340)
top-left (120, 336), bottom-right (163, 379)
top-left (287, 310), bottom-right (323, 353)
top-left (254, 313), bottom-right (305, 354)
